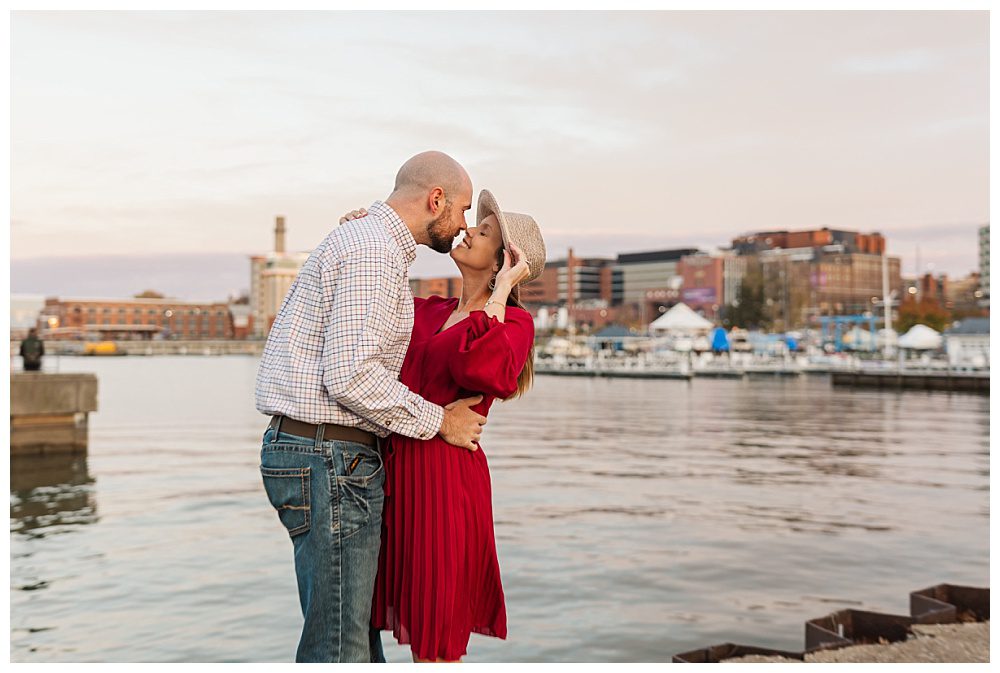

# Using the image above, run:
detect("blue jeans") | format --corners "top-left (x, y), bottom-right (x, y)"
top-left (259, 422), bottom-right (387, 663)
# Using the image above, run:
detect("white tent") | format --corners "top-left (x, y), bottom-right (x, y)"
top-left (649, 302), bottom-right (714, 334)
top-left (843, 326), bottom-right (875, 349)
top-left (897, 324), bottom-right (942, 350)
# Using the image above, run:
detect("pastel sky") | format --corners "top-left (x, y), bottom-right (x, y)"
top-left (10, 10), bottom-right (989, 298)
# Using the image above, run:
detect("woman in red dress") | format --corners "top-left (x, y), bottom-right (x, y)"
top-left (347, 190), bottom-right (546, 662)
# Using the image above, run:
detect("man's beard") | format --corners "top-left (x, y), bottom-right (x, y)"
top-left (426, 203), bottom-right (457, 254)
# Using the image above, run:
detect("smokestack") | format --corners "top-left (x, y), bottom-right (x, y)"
top-left (275, 216), bottom-right (286, 254)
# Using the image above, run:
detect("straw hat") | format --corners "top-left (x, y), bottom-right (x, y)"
top-left (476, 189), bottom-right (547, 285)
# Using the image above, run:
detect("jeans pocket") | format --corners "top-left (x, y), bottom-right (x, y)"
top-left (261, 466), bottom-right (312, 538)
top-left (340, 446), bottom-right (384, 483)
top-left (337, 460), bottom-right (384, 541)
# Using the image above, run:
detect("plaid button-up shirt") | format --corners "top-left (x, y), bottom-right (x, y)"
top-left (255, 201), bottom-right (444, 440)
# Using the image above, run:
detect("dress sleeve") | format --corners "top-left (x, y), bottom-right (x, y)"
top-left (448, 307), bottom-right (535, 399)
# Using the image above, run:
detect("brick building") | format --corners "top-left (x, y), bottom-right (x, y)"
top-left (39, 297), bottom-right (235, 340)
top-left (731, 228), bottom-right (902, 326)
top-left (733, 228), bottom-right (886, 256)
top-left (409, 277), bottom-right (464, 299)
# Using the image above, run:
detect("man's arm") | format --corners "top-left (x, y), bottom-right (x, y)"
top-left (320, 245), bottom-right (444, 441)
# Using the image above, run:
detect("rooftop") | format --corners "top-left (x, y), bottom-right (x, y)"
top-left (945, 317), bottom-right (990, 335)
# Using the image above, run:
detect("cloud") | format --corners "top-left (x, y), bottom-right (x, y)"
top-left (10, 10), bottom-right (988, 287)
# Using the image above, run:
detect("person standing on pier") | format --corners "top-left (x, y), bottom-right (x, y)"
top-left (19, 328), bottom-right (44, 372)
top-left (254, 151), bottom-right (488, 663)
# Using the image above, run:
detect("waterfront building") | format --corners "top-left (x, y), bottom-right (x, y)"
top-left (809, 250), bottom-right (902, 317)
top-left (616, 248), bottom-right (699, 308)
top-left (410, 277), bottom-right (463, 299)
top-left (516, 248), bottom-right (627, 330)
top-left (250, 216), bottom-right (310, 337)
top-left (676, 251), bottom-right (743, 320)
top-left (917, 272), bottom-right (947, 305)
top-left (519, 261), bottom-right (560, 305)
top-left (520, 248), bottom-right (619, 308)
top-left (733, 227), bottom-right (886, 256)
top-left (643, 286), bottom-right (682, 323)
top-left (229, 302), bottom-right (253, 340)
top-left (943, 272), bottom-right (986, 316)
top-left (944, 317), bottom-right (989, 367)
top-left (38, 296), bottom-right (234, 340)
top-left (731, 227), bottom-right (901, 326)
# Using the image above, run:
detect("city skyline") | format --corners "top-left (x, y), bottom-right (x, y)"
top-left (11, 10), bottom-right (989, 298)
top-left (10, 221), bottom-right (985, 304)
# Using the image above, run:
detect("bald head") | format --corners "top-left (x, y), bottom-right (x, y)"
top-left (385, 151), bottom-right (474, 253)
top-left (392, 151), bottom-right (471, 201)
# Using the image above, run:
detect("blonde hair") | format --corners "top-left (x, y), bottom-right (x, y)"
top-left (495, 248), bottom-right (534, 400)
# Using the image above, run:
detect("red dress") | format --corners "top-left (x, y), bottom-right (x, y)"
top-left (371, 295), bottom-right (535, 661)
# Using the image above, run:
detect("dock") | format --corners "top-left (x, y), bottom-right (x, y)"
top-left (832, 369), bottom-right (989, 394)
top-left (10, 373), bottom-right (98, 456)
top-left (26, 340), bottom-right (265, 357)
top-left (535, 363), bottom-right (692, 380)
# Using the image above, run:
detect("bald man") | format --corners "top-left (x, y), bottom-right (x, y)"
top-left (255, 151), bottom-right (487, 662)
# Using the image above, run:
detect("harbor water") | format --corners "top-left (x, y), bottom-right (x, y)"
top-left (10, 356), bottom-right (989, 662)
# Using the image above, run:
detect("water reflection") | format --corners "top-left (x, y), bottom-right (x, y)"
top-left (10, 453), bottom-right (98, 536)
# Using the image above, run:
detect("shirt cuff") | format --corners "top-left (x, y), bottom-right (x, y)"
top-left (413, 399), bottom-right (445, 441)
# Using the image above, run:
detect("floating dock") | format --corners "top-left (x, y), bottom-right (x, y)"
top-left (535, 364), bottom-right (692, 380)
top-left (832, 370), bottom-right (989, 394)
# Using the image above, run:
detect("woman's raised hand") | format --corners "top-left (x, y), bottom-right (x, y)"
top-left (338, 207), bottom-right (368, 224)
top-left (494, 243), bottom-right (531, 292)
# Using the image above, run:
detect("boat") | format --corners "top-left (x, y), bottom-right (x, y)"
top-left (83, 341), bottom-right (123, 356)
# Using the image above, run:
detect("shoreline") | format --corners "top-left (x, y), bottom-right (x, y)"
top-left (724, 621), bottom-right (989, 663)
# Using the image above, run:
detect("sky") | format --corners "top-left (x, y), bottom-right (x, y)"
top-left (10, 10), bottom-right (990, 300)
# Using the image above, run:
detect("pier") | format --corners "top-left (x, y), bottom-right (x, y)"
top-left (32, 339), bottom-right (265, 357)
top-left (10, 373), bottom-right (98, 456)
top-left (831, 369), bottom-right (989, 394)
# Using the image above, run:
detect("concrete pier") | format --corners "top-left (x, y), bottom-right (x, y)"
top-left (11, 373), bottom-right (98, 456)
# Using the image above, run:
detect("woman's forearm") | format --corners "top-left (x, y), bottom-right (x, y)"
top-left (484, 283), bottom-right (512, 323)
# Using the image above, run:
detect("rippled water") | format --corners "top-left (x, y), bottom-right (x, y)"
top-left (10, 356), bottom-right (989, 662)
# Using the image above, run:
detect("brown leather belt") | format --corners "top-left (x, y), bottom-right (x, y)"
top-left (268, 415), bottom-right (376, 447)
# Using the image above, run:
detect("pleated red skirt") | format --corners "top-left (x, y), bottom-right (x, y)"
top-left (371, 434), bottom-right (507, 661)
top-left (370, 295), bottom-right (535, 660)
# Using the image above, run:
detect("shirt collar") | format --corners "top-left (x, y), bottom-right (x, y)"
top-left (368, 200), bottom-right (417, 267)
